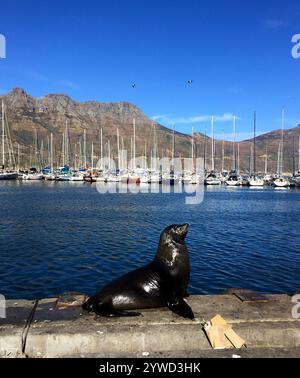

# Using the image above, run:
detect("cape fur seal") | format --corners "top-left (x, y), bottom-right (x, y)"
top-left (82, 224), bottom-right (194, 319)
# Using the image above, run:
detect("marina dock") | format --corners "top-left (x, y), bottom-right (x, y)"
top-left (1, 293), bottom-right (300, 358)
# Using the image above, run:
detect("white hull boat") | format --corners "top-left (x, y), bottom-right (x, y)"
top-left (249, 177), bottom-right (264, 186)
top-left (226, 179), bottom-right (240, 186)
top-left (273, 178), bottom-right (290, 187)
top-left (44, 173), bottom-right (56, 181)
top-left (69, 175), bottom-right (84, 182)
top-left (205, 177), bottom-right (221, 185)
top-left (22, 173), bottom-right (44, 180)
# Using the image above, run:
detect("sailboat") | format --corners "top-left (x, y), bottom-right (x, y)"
top-left (273, 109), bottom-right (290, 188)
top-left (219, 129), bottom-right (228, 183)
top-left (182, 126), bottom-right (194, 184)
top-left (121, 119), bottom-right (141, 184)
top-left (205, 116), bottom-right (221, 185)
top-left (226, 115), bottom-right (240, 186)
top-left (226, 170), bottom-right (240, 186)
top-left (0, 100), bottom-right (18, 180)
top-left (22, 128), bottom-right (44, 180)
top-left (249, 112), bottom-right (264, 186)
top-left (44, 133), bottom-right (56, 180)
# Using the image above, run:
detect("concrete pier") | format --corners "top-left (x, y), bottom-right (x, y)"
top-left (1, 293), bottom-right (299, 358)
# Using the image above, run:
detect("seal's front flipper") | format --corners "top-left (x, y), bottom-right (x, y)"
top-left (167, 295), bottom-right (194, 319)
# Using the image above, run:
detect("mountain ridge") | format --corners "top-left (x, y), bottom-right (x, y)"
top-left (1, 88), bottom-right (299, 173)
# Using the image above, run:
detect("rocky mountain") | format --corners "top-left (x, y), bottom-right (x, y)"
top-left (1, 87), bottom-right (299, 173)
top-left (0, 88), bottom-right (193, 167)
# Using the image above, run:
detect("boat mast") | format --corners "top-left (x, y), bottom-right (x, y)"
top-left (133, 118), bottom-right (136, 170)
top-left (264, 142), bottom-right (268, 175)
top-left (35, 129), bottom-right (38, 170)
top-left (91, 141), bottom-right (94, 171)
top-left (298, 135), bottom-right (300, 173)
top-left (203, 129), bottom-right (207, 173)
top-left (221, 129), bottom-right (224, 172)
top-left (17, 143), bottom-right (20, 171)
top-left (65, 120), bottom-right (69, 166)
top-left (237, 142), bottom-right (240, 175)
top-left (211, 116), bottom-right (215, 171)
top-left (79, 138), bottom-right (82, 169)
top-left (130, 137), bottom-right (133, 170)
top-left (233, 115), bottom-right (236, 172)
top-left (277, 143), bottom-right (281, 175)
top-left (50, 132), bottom-right (53, 173)
top-left (280, 108), bottom-right (284, 177)
top-left (171, 124), bottom-right (175, 170)
top-left (108, 139), bottom-right (111, 170)
top-left (117, 128), bottom-right (120, 170)
top-left (2, 99), bottom-right (4, 169)
top-left (121, 137), bottom-right (124, 170)
top-left (84, 129), bottom-right (87, 169)
top-left (253, 112), bottom-right (256, 177)
top-left (191, 126), bottom-right (194, 172)
top-left (250, 144), bottom-right (253, 176)
top-left (62, 130), bottom-right (65, 166)
top-left (100, 128), bottom-right (103, 170)
top-left (292, 136), bottom-right (295, 176)
top-left (191, 126), bottom-right (194, 160)
top-left (153, 122), bottom-right (157, 171)
top-left (47, 135), bottom-right (50, 168)
top-left (40, 140), bottom-right (44, 168)
top-left (74, 142), bottom-right (77, 171)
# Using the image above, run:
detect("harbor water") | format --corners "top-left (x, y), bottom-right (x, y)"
top-left (0, 181), bottom-right (299, 299)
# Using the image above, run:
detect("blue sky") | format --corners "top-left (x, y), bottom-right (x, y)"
top-left (0, 0), bottom-right (299, 140)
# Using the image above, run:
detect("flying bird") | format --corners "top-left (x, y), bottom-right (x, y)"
top-left (132, 83), bottom-right (136, 88)
top-left (187, 80), bottom-right (193, 85)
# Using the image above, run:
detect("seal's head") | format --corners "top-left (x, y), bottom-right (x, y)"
top-left (160, 223), bottom-right (189, 244)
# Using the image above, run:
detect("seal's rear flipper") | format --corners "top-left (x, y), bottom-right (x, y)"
top-left (82, 297), bottom-right (95, 312)
top-left (83, 297), bottom-right (141, 317)
top-left (167, 295), bottom-right (194, 319)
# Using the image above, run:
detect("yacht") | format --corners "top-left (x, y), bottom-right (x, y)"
top-left (220, 170), bottom-right (229, 183)
top-left (22, 172), bottom-right (44, 180)
top-left (43, 173), bottom-right (56, 181)
top-left (205, 171), bottom-right (221, 185)
top-left (69, 173), bottom-right (85, 181)
top-left (249, 176), bottom-right (264, 186)
top-left (0, 172), bottom-right (18, 180)
top-left (226, 171), bottom-right (240, 186)
top-left (291, 173), bottom-right (300, 187)
top-left (273, 177), bottom-right (290, 188)
top-left (273, 109), bottom-right (290, 188)
top-left (249, 112), bottom-right (264, 187)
